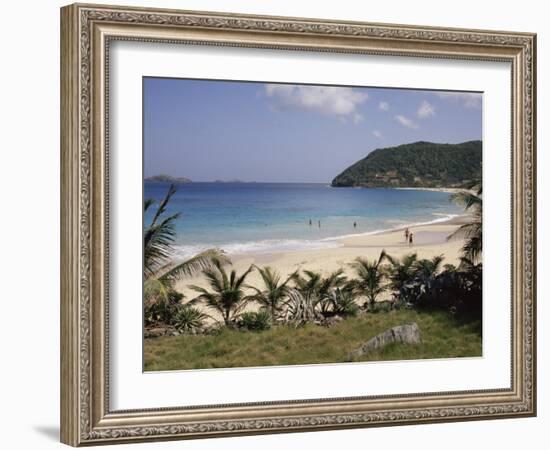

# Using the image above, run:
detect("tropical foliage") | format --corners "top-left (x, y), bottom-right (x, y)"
top-left (248, 266), bottom-right (296, 319)
top-left (322, 288), bottom-right (359, 317)
top-left (382, 252), bottom-right (418, 296)
top-left (188, 259), bottom-right (255, 326)
top-left (144, 185), bottom-right (228, 281)
top-left (143, 181), bottom-right (483, 341)
top-left (143, 184), bottom-right (227, 326)
top-left (143, 280), bottom-right (183, 326)
top-left (448, 181), bottom-right (482, 263)
top-left (349, 254), bottom-right (386, 308)
top-left (283, 288), bottom-right (323, 326)
top-left (401, 256), bottom-right (482, 321)
top-left (173, 305), bottom-right (209, 333)
top-left (332, 140), bottom-right (482, 188)
top-left (239, 311), bottom-right (272, 331)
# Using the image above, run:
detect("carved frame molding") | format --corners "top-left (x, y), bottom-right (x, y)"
top-left (60, 3), bottom-right (536, 446)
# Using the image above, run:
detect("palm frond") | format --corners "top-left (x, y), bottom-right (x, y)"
top-left (235, 265), bottom-right (254, 289)
top-left (201, 267), bottom-right (225, 294)
top-left (144, 198), bottom-right (155, 213)
top-left (350, 255), bottom-right (387, 305)
top-left (188, 261), bottom-right (254, 325)
top-left (449, 183), bottom-right (483, 262)
top-left (158, 250), bottom-right (227, 284)
top-left (149, 184), bottom-right (177, 228)
top-left (447, 221), bottom-right (481, 241)
top-left (248, 266), bottom-right (296, 317)
top-left (450, 191), bottom-right (482, 211)
top-left (143, 278), bottom-right (171, 306)
top-left (461, 236), bottom-right (482, 263)
top-left (143, 212), bottom-right (181, 278)
top-left (414, 254), bottom-right (444, 279)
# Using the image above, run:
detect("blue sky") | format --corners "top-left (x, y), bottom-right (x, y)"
top-left (144, 78), bottom-right (482, 183)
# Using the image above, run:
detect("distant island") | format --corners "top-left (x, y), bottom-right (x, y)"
top-left (331, 140), bottom-right (482, 188)
top-left (145, 174), bottom-right (192, 184)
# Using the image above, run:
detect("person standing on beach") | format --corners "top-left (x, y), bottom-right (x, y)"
top-left (409, 232), bottom-right (414, 247)
top-left (353, 221), bottom-right (357, 229)
top-left (404, 228), bottom-right (410, 242)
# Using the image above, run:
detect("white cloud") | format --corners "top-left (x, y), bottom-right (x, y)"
top-left (417, 100), bottom-right (435, 118)
top-left (264, 84), bottom-right (368, 116)
top-left (352, 113), bottom-right (364, 124)
top-left (394, 115), bottom-right (419, 129)
top-left (435, 92), bottom-right (482, 109)
top-left (378, 101), bottom-right (389, 111)
top-left (372, 130), bottom-right (383, 138)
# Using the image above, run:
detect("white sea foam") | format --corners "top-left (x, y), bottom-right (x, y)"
top-left (170, 213), bottom-right (460, 261)
top-left (172, 239), bottom-right (342, 261)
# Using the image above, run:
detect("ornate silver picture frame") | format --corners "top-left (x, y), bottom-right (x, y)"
top-left (60, 3), bottom-right (536, 446)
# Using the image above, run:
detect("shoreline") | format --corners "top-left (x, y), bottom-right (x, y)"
top-left (173, 216), bottom-right (469, 320)
top-left (171, 213), bottom-right (469, 262)
top-left (393, 187), bottom-right (471, 194)
top-left (329, 185), bottom-right (468, 194)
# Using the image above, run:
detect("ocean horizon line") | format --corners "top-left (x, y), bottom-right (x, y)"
top-left (145, 180), bottom-right (331, 185)
top-left (144, 180), bottom-right (466, 192)
top-left (145, 179), bottom-right (468, 187)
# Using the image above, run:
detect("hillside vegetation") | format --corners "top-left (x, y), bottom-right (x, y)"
top-left (331, 140), bottom-right (482, 188)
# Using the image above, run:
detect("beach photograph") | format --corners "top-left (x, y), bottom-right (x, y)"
top-left (143, 78), bottom-right (483, 371)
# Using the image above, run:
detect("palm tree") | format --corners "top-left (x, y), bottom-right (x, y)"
top-left (448, 181), bottom-right (482, 263)
top-left (188, 259), bottom-right (254, 326)
top-left (144, 184), bottom-right (228, 281)
top-left (248, 266), bottom-right (296, 319)
top-left (144, 184), bottom-right (180, 279)
top-left (324, 288), bottom-right (359, 316)
top-left (292, 270), bottom-right (323, 298)
top-left (143, 184), bottom-right (228, 326)
top-left (143, 277), bottom-right (183, 325)
top-left (350, 252), bottom-right (386, 307)
top-left (414, 254), bottom-right (445, 280)
top-left (288, 269), bottom-right (349, 318)
top-left (317, 269), bottom-right (348, 299)
top-left (382, 251), bottom-right (418, 294)
top-left (458, 255), bottom-right (480, 273)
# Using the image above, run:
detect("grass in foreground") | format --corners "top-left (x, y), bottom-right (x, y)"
top-left (144, 310), bottom-right (481, 371)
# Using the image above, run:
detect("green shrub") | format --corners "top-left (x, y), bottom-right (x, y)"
top-left (173, 305), bottom-right (208, 333)
top-left (144, 282), bottom-right (184, 326)
top-left (321, 288), bottom-right (359, 317)
top-left (400, 260), bottom-right (482, 321)
top-left (240, 311), bottom-right (272, 331)
top-left (369, 301), bottom-right (393, 314)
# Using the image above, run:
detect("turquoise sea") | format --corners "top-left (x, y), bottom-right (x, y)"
top-left (144, 182), bottom-right (463, 260)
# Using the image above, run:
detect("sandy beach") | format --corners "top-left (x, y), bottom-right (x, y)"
top-left (173, 216), bottom-right (469, 317)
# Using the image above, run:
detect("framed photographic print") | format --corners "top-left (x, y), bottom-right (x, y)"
top-left (60, 3), bottom-right (537, 446)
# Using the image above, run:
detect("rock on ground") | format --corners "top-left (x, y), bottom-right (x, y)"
top-left (349, 322), bottom-right (422, 360)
